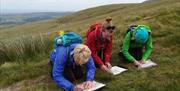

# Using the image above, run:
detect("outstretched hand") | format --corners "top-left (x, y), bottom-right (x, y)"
top-left (133, 60), bottom-right (141, 67)
top-left (139, 60), bottom-right (146, 64)
top-left (105, 62), bottom-right (112, 69)
top-left (100, 65), bottom-right (110, 72)
top-left (74, 84), bottom-right (84, 91)
top-left (83, 81), bottom-right (94, 89)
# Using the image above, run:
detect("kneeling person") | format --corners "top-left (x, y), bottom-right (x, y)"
top-left (120, 25), bottom-right (153, 67)
top-left (50, 44), bottom-right (96, 91)
top-left (86, 18), bottom-right (115, 72)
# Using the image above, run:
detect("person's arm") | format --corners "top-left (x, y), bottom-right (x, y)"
top-left (122, 32), bottom-right (136, 62)
top-left (142, 35), bottom-right (153, 61)
top-left (87, 33), bottom-right (104, 66)
top-left (103, 36), bottom-right (112, 63)
top-left (86, 57), bottom-right (96, 81)
top-left (52, 46), bottom-right (75, 91)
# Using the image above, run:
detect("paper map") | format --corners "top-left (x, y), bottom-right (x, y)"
top-left (83, 81), bottom-right (105, 91)
top-left (109, 66), bottom-right (127, 75)
top-left (139, 59), bottom-right (157, 69)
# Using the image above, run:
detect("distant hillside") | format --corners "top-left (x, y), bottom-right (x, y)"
top-left (0, 12), bottom-right (72, 29)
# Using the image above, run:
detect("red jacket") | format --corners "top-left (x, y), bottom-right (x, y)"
top-left (86, 29), bottom-right (112, 66)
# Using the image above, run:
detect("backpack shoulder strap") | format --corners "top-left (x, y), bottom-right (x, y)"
top-left (95, 24), bottom-right (104, 45)
top-left (127, 25), bottom-right (138, 40)
top-left (66, 47), bottom-right (71, 65)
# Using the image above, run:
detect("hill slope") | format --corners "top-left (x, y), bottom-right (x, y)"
top-left (0, 0), bottom-right (180, 91)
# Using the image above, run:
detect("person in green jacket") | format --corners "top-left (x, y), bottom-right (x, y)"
top-left (119, 25), bottom-right (153, 67)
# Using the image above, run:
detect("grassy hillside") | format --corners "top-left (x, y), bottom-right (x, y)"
top-left (0, 0), bottom-right (180, 90)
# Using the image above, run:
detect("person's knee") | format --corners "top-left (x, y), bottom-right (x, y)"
top-left (118, 51), bottom-right (130, 63)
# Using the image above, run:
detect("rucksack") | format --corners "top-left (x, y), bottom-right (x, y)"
top-left (54, 32), bottom-right (82, 48)
top-left (86, 23), bottom-right (103, 40)
top-left (126, 25), bottom-right (151, 40)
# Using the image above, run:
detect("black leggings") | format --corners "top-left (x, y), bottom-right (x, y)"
top-left (95, 51), bottom-right (104, 68)
top-left (50, 61), bottom-right (83, 82)
top-left (63, 64), bottom-right (83, 82)
top-left (119, 47), bottom-right (143, 63)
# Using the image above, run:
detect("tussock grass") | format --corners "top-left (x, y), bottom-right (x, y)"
top-left (0, 34), bottom-right (53, 65)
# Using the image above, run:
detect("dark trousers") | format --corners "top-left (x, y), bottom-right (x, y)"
top-left (50, 61), bottom-right (83, 82)
top-left (95, 51), bottom-right (104, 68)
top-left (119, 47), bottom-right (143, 63)
top-left (63, 64), bottom-right (83, 82)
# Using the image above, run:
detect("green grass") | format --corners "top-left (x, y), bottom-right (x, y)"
top-left (0, 0), bottom-right (180, 90)
top-left (0, 34), bottom-right (53, 64)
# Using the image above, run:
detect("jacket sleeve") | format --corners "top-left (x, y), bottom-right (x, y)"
top-left (142, 35), bottom-right (153, 60)
top-left (87, 33), bottom-right (104, 66)
top-left (122, 32), bottom-right (136, 62)
top-left (52, 46), bottom-right (75, 91)
top-left (50, 50), bottom-right (56, 62)
top-left (103, 36), bottom-right (112, 63)
top-left (86, 57), bottom-right (96, 81)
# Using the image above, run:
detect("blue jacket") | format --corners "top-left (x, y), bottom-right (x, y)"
top-left (50, 43), bottom-right (96, 91)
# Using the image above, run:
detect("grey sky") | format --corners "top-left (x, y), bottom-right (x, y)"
top-left (0, 0), bottom-right (146, 12)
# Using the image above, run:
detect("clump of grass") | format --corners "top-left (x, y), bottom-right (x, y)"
top-left (0, 59), bottom-right (51, 87)
top-left (0, 34), bottom-right (53, 65)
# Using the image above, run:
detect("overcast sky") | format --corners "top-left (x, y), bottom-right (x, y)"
top-left (0, 0), bottom-right (146, 13)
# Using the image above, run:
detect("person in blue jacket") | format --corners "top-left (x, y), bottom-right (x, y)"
top-left (50, 43), bottom-right (96, 91)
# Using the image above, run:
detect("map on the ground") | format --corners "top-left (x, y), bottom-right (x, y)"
top-left (139, 59), bottom-right (157, 69)
top-left (109, 66), bottom-right (127, 75)
top-left (83, 81), bottom-right (105, 91)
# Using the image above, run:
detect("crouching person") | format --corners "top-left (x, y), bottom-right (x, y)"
top-left (86, 17), bottom-right (115, 73)
top-left (50, 44), bottom-right (96, 91)
top-left (119, 25), bottom-right (153, 67)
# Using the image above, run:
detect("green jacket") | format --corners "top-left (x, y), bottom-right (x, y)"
top-left (122, 29), bottom-right (153, 62)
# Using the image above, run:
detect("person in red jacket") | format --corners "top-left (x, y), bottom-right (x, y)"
top-left (86, 18), bottom-right (115, 72)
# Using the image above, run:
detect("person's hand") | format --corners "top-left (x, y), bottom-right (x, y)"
top-left (139, 60), bottom-right (146, 64)
top-left (83, 81), bottom-right (94, 89)
top-left (100, 65), bottom-right (110, 72)
top-left (133, 60), bottom-right (141, 67)
top-left (105, 62), bottom-right (112, 69)
top-left (74, 84), bottom-right (84, 91)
